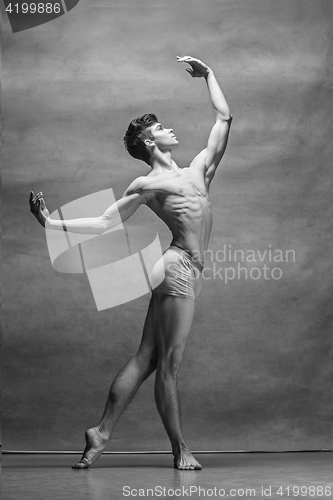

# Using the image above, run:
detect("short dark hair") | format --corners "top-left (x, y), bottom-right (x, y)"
top-left (124, 113), bottom-right (158, 165)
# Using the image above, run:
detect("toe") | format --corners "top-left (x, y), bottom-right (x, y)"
top-left (72, 463), bottom-right (88, 469)
top-left (72, 458), bottom-right (91, 469)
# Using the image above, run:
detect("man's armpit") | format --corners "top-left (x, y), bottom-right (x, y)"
top-left (189, 148), bottom-right (208, 171)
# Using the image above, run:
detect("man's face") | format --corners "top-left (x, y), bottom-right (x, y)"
top-left (148, 122), bottom-right (179, 151)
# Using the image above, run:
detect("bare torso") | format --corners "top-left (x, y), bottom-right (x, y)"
top-left (143, 165), bottom-right (212, 264)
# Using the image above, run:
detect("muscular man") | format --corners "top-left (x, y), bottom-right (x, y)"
top-left (29, 56), bottom-right (232, 470)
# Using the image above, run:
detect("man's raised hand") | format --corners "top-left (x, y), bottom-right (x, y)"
top-left (29, 191), bottom-right (49, 228)
top-left (177, 56), bottom-right (212, 78)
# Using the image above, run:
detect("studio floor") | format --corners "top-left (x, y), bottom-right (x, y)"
top-left (3, 452), bottom-right (332, 500)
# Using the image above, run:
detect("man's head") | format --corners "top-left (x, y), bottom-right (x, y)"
top-left (124, 113), bottom-right (178, 165)
top-left (123, 114), bottom-right (158, 165)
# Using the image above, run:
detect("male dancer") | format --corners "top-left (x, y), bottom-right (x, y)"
top-left (29, 56), bottom-right (232, 470)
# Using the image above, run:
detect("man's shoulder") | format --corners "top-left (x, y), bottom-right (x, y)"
top-left (126, 176), bottom-right (150, 194)
top-left (125, 175), bottom-right (159, 206)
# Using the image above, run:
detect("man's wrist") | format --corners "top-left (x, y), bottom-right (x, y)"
top-left (44, 216), bottom-right (50, 229)
top-left (205, 68), bottom-right (214, 79)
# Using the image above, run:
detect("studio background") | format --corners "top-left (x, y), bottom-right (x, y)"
top-left (3, 0), bottom-right (332, 451)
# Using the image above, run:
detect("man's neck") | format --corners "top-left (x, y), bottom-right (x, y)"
top-left (150, 150), bottom-right (179, 173)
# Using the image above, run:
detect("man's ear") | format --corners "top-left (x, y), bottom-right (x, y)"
top-left (144, 139), bottom-right (155, 148)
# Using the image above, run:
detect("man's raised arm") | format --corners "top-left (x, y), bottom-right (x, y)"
top-left (177, 56), bottom-right (232, 186)
top-left (29, 177), bottom-right (148, 235)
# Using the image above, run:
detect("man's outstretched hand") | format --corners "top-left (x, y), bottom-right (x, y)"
top-left (29, 191), bottom-right (49, 228)
top-left (177, 56), bottom-right (212, 78)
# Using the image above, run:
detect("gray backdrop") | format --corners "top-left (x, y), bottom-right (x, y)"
top-left (3, 0), bottom-right (333, 451)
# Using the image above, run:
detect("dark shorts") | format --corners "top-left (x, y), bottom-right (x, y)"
top-left (151, 246), bottom-right (203, 300)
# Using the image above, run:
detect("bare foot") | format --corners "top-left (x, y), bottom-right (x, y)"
top-left (173, 445), bottom-right (202, 470)
top-left (72, 427), bottom-right (109, 469)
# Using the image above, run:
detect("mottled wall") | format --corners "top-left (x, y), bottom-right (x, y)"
top-left (3, 0), bottom-right (332, 451)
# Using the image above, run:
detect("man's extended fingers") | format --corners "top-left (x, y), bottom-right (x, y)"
top-left (179, 56), bottom-right (198, 62)
top-left (177, 55), bottom-right (193, 62)
top-left (29, 191), bottom-right (44, 211)
top-left (34, 192), bottom-right (43, 203)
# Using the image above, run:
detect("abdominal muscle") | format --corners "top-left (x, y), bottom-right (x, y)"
top-left (148, 188), bottom-right (213, 265)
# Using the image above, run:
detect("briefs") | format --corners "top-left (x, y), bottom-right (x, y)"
top-left (151, 245), bottom-right (203, 300)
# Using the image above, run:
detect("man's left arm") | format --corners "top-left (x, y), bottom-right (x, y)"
top-left (178, 56), bottom-right (232, 188)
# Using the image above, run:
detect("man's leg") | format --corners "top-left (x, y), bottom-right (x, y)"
top-left (153, 293), bottom-right (201, 470)
top-left (72, 296), bottom-right (157, 469)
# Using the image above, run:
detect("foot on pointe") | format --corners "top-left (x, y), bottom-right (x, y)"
top-left (72, 427), bottom-right (109, 469)
top-left (173, 446), bottom-right (202, 470)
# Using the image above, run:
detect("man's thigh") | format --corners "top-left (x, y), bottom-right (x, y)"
top-left (137, 296), bottom-right (156, 355)
top-left (153, 294), bottom-right (196, 356)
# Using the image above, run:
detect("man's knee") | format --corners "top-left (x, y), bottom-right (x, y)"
top-left (137, 347), bottom-right (158, 371)
top-left (158, 348), bottom-right (184, 378)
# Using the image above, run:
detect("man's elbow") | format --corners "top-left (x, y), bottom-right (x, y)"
top-left (98, 214), bottom-right (124, 235)
top-left (97, 216), bottom-right (110, 235)
top-left (217, 113), bottom-right (233, 124)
